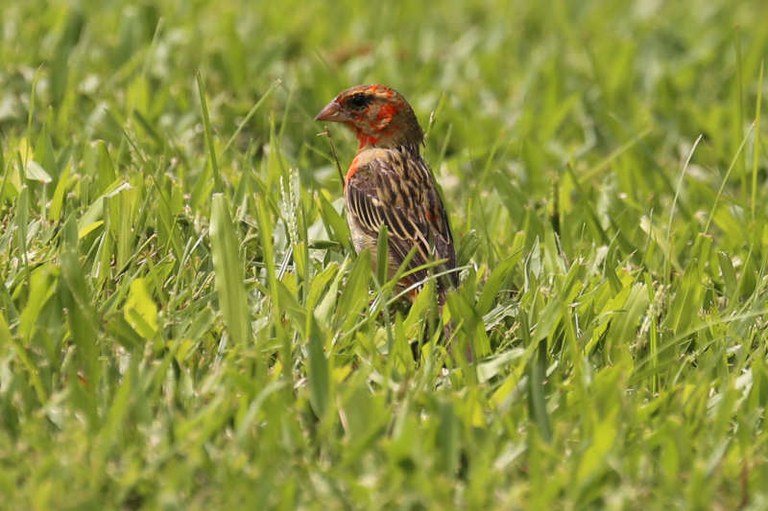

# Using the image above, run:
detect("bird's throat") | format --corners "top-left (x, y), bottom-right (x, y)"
top-left (356, 132), bottom-right (380, 150)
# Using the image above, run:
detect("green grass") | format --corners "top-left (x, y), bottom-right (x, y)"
top-left (1, 0), bottom-right (767, 508)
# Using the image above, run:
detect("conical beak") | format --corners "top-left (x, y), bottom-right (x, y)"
top-left (315, 100), bottom-right (344, 122)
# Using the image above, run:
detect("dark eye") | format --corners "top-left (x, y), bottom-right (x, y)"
top-left (346, 93), bottom-right (372, 110)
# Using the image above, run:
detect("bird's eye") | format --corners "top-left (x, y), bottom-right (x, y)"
top-left (346, 93), bottom-right (372, 110)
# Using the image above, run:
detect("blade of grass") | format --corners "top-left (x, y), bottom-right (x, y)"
top-left (197, 70), bottom-right (223, 193)
top-left (210, 193), bottom-right (252, 346)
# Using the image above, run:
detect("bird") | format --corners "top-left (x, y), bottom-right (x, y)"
top-left (315, 84), bottom-right (458, 302)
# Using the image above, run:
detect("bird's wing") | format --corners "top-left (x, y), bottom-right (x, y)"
top-left (345, 149), bottom-right (457, 287)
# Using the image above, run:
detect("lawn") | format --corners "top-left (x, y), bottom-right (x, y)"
top-left (1, 0), bottom-right (767, 508)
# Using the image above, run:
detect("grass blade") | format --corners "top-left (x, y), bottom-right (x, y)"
top-left (210, 193), bottom-right (252, 346)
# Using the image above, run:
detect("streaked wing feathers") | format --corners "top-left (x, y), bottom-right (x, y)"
top-left (346, 147), bottom-right (457, 287)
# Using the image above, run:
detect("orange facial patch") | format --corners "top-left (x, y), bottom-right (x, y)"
top-left (356, 133), bottom-right (380, 150)
top-left (372, 103), bottom-right (398, 134)
top-left (377, 103), bottom-right (396, 123)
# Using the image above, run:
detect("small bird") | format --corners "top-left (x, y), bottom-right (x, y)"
top-left (315, 84), bottom-right (458, 301)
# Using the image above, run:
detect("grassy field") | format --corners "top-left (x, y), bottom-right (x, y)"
top-left (1, 0), bottom-right (768, 508)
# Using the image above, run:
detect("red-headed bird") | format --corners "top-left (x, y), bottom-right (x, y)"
top-left (315, 84), bottom-right (458, 302)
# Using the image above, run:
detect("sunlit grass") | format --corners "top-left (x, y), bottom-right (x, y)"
top-left (1, 0), bottom-right (767, 508)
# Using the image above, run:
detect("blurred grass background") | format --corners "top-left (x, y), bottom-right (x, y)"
top-left (1, 0), bottom-right (768, 508)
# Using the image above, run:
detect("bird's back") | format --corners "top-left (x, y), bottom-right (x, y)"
top-left (344, 144), bottom-right (458, 295)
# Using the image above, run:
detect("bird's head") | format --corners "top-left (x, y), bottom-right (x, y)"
top-left (315, 84), bottom-right (424, 150)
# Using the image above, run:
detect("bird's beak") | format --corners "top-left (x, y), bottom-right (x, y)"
top-left (315, 100), bottom-right (345, 122)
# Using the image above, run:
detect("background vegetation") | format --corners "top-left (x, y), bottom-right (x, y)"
top-left (1, 0), bottom-right (767, 508)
